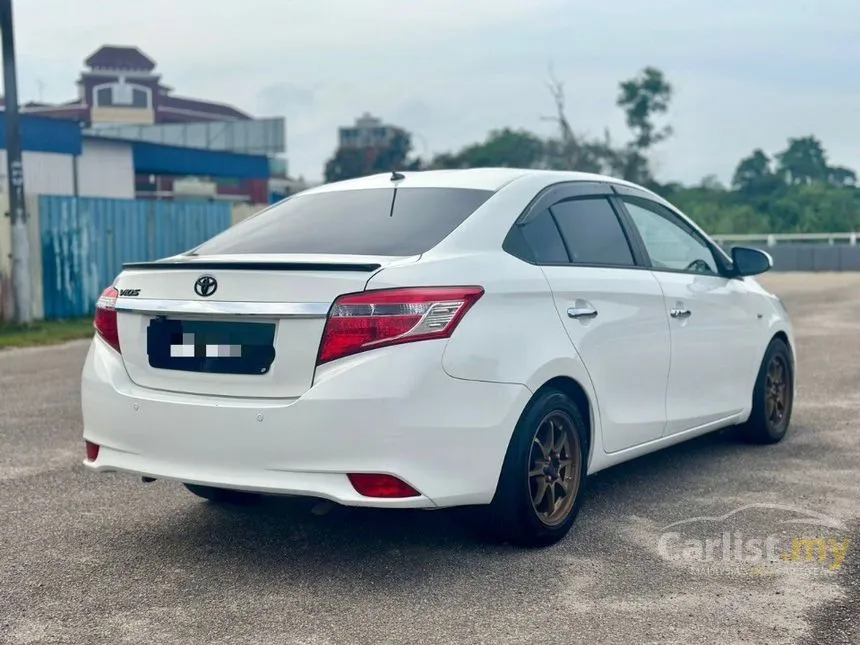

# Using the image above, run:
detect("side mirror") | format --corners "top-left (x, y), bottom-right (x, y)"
top-left (731, 246), bottom-right (773, 277)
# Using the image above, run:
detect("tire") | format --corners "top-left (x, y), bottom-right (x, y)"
top-left (739, 337), bottom-right (794, 445)
top-left (483, 388), bottom-right (589, 547)
top-left (183, 483), bottom-right (262, 506)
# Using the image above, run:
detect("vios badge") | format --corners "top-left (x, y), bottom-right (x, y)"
top-left (194, 275), bottom-right (218, 297)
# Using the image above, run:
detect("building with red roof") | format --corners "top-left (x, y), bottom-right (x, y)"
top-left (22, 45), bottom-right (251, 127)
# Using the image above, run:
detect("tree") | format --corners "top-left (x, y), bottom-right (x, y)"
top-left (597, 66), bottom-right (675, 185)
top-left (323, 147), bottom-right (368, 183)
top-left (540, 71), bottom-right (604, 173)
top-left (827, 166), bottom-right (857, 187)
top-left (731, 149), bottom-right (781, 196)
top-left (540, 68), bottom-right (671, 182)
top-left (324, 129), bottom-right (419, 183)
top-left (429, 128), bottom-right (545, 170)
top-left (699, 174), bottom-right (725, 191)
top-left (616, 66), bottom-right (673, 151)
top-left (775, 136), bottom-right (829, 185)
top-left (426, 65), bottom-right (675, 185)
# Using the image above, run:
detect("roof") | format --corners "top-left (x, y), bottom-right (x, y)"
top-left (306, 168), bottom-right (531, 195)
top-left (304, 168), bottom-right (643, 195)
top-left (85, 45), bottom-right (156, 71)
top-left (18, 103), bottom-right (88, 120)
top-left (160, 94), bottom-right (251, 120)
top-left (0, 114), bottom-right (82, 155)
top-left (120, 139), bottom-right (269, 179)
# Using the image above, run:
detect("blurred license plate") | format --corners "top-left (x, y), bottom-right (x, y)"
top-left (146, 318), bottom-right (276, 375)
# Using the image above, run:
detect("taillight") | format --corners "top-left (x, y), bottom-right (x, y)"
top-left (94, 286), bottom-right (121, 353)
top-left (348, 473), bottom-right (420, 498)
top-left (317, 286), bottom-right (484, 365)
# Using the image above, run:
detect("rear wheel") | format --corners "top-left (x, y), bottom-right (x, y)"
top-left (739, 337), bottom-right (794, 444)
top-left (484, 389), bottom-right (588, 547)
top-left (183, 483), bottom-right (262, 506)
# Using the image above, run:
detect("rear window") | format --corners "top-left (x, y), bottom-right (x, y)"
top-left (192, 187), bottom-right (494, 256)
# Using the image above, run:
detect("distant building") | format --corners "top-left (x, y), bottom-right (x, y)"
top-left (0, 114), bottom-right (271, 202)
top-left (0, 45), bottom-right (308, 204)
top-left (338, 113), bottom-right (405, 150)
top-left (21, 45), bottom-right (251, 127)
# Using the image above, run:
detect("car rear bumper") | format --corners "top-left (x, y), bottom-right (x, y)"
top-left (81, 337), bottom-right (530, 508)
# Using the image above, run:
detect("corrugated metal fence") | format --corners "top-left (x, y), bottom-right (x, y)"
top-left (39, 196), bottom-right (231, 319)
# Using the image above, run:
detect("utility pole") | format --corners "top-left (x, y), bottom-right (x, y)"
top-left (0, 0), bottom-right (31, 324)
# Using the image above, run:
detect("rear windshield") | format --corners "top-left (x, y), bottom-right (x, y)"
top-left (192, 187), bottom-right (495, 256)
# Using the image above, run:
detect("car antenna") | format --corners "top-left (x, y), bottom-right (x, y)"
top-left (388, 166), bottom-right (404, 217)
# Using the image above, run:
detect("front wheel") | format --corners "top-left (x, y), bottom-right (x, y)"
top-left (484, 389), bottom-right (589, 547)
top-left (739, 337), bottom-right (794, 444)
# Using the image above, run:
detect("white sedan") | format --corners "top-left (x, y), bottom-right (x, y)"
top-left (81, 168), bottom-right (795, 547)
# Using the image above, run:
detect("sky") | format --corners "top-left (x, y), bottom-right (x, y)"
top-left (9, 0), bottom-right (860, 185)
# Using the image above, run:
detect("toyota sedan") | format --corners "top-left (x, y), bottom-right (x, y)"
top-left (81, 168), bottom-right (795, 546)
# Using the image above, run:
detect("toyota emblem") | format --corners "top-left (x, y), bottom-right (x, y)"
top-left (194, 275), bottom-right (218, 297)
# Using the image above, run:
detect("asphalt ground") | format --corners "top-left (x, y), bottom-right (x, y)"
top-left (1, 272), bottom-right (858, 645)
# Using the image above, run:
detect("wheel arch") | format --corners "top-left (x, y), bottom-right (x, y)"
top-left (764, 323), bottom-right (796, 374)
top-left (530, 375), bottom-right (596, 469)
top-left (769, 328), bottom-right (796, 390)
top-left (771, 330), bottom-right (792, 358)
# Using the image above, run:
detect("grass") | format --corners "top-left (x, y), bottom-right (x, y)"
top-left (0, 317), bottom-right (94, 349)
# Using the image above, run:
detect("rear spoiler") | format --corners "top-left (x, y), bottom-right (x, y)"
top-left (122, 260), bottom-right (382, 272)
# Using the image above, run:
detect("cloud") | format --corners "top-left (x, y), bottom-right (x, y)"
top-left (255, 83), bottom-right (317, 116)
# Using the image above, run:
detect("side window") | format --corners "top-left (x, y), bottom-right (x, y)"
top-left (623, 199), bottom-right (718, 275)
top-left (550, 197), bottom-right (636, 267)
top-left (519, 209), bottom-right (569, 263)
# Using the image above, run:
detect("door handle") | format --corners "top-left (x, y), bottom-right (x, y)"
top-left (568, 305), bottom-right (598, 319)
top-left (669, 307), bottom-right (691, 319)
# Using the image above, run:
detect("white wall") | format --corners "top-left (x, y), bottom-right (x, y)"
top-left (0, 150), bottom-right (75, 197)
top-left (77, 138), bottom-right (135, 199)
top-left (231, 202), bottom-right (267, 226)
top-left (0, 141), bottom-right (134, 201)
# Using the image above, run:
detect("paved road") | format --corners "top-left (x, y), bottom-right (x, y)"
top-left (1, 273), bottom-right (858, 645)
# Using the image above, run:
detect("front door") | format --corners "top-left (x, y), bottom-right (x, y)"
top-left (616, 193), bottom-right (761, 435)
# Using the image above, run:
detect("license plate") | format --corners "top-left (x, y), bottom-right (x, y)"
top-left (146, 318), bottom-right (276, 375)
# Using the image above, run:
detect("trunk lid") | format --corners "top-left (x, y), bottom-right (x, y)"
top-left (113, 254), bottom-right (414, 399)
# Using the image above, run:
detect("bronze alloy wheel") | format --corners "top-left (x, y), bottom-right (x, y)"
top-left (739, 337), bottom-right (793, 445)
top-left (528, 411), bottom-right (582, 527)
top-left (765, 353), bottom-right (790, 429)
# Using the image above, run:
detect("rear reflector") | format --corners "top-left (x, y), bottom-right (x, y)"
top-left (348, 473), bottom-right (420, 498)
top-left (85, 440), bottom-right (100, 462)
top-left (94, 286), bottom-right (121, 353)
top-left (317, 286), bottom-right (484, 364)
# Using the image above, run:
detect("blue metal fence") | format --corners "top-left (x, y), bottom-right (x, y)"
top-left (39, 196), bottom-right (232, 319)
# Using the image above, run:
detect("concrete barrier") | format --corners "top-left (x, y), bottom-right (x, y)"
top-left (721, 244), bottom-right (860, 272)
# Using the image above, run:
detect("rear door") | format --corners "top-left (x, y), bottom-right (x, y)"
top-left (112, 185), bottom-right (495, 399)
top-left (613, 187), bottom-right (761, 434)
top-left (506, 182), bottom-right (671, 453)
